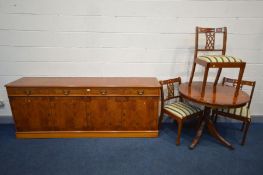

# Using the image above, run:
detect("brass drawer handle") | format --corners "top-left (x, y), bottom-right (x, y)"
top-left (24, 90), bottom-right (31, 96)
top-left (137, 90), bottom-right (144, 95)
top-left (100, 90), bottom-right (107, 95)
top-left (63, 90), bottom-right (70, 95)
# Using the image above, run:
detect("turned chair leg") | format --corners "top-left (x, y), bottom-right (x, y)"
top-left (189, 62), bottom-right (196, 85)
top-left (214, 68), bottom-right (222, 86)
top-left (241, 121), bottom-right (250, 145)
top-left (201, 66), bottom-right (209, 97)
top-left (176, 121), bottom-right (183, 145)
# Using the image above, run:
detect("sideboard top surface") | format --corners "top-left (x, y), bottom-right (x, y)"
top-left (5, 77), bottom-right (160, 88)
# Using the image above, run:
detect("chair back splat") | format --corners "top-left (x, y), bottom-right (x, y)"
top-left (195, 27), bottom-right (227, 57)
top-left (160, 77), bottom-right (182, 103)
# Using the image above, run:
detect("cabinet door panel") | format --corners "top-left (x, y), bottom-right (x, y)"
top-left (52, 97), bottom-right (87, 131)
top-left (27, 97), bottom-right (53, 131)
top-left (9, 97), bottom-right (52, 131)
top-left (122, 97), bottom-right (158, 130)
top-left (9, 97), bottom-right (30, 131)
top-left (89, 97), bottom-right (122, 130)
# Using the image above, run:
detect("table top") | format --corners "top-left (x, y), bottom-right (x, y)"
top-left (179, 82), bottom-right (250, 108)
top-left (5, 77), bottom-right (160, 88)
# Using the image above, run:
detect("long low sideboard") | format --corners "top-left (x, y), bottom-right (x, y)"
top-left (5, 77), bottom-right (160, 138)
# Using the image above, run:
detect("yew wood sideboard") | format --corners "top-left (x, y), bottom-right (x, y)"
top-left (5, 77), bottom-right (160, 138)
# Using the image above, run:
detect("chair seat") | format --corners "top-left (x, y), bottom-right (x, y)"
top-left (197, 55), bottom-right (243, 63)
top-left (219, 106), bottom-right (250, 118)
top-left (164, 101), bottom-right (201, 118)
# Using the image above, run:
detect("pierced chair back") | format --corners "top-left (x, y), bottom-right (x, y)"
top-left (195, 27), bottom-right (227, 59)
top-left (159, 77), bottom-right (182, 108)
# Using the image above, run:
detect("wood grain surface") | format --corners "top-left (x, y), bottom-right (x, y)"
top-left (179, 82), bottom-right (250, 108)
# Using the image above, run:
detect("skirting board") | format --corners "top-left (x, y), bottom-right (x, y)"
top-left (1, 115), bottom-right (263, 124)
top-left (0, 116), bottom-right (14, 124)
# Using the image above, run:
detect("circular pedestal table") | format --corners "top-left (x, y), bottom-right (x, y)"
top-left (179, 82), bottom-right (250, 149)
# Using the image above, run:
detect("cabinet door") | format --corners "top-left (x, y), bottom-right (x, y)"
top-left (89, 97), bottom-right (122, 130)
top-left (122, 97), bottom-right (159, 130)
top-left (9, 97), bottom-right (52, 131)
top-left (51, 97), bottom-right (88, 131)
top-left (9, 97), bottom-right (30, 131)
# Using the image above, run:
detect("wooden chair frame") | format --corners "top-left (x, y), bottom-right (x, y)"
top-left (189, 27), bottom-right (246, 97)
top-left (159, 77), bottom-right (203, 145)
top-left (213, 77), bottom-right (256, 145)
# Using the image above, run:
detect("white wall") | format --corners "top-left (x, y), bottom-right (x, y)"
top-left (0, 0), bottom-right (263, 118)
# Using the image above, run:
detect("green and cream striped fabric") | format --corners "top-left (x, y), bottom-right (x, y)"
top-left (164, 102), bottom-right (201, 118)
top-left (219, 106), bottom-right (250, 118)
top-left (198, 55), bottom-right (242, 63)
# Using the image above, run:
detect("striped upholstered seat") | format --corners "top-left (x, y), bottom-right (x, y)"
top-left (198, 55), bottom-right (242, 63)
top-left (164, 102), bottom-right (201, 119)
top-left (219, 106), bottom-right (250, 118)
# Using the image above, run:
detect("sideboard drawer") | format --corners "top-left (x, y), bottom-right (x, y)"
top-left (54, 88), bottom-right (87, 96)
top-left (86, 88), bottom-right (125, 96)
top-left (7, 88), bottom-right (51, 96)
top-left (124, 88), bottom-right (159, 96)
top-left (7, 88), bottom-right (87, 96)
top-left (86, 88), bottom-right (159, 96)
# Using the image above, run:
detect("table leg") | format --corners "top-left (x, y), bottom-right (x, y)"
top-left (189, 106), bottom-right (234, 150)
top-left (189, 117), bottom-right (206, 149)
top-left (206, 118), bottom-right (234, 149)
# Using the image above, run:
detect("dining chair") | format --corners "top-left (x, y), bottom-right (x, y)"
top-left (212, 77), bottom-right (256, 145)
top-left (159, 77), bottom-right (203, 145)
top-left (188, 27), bottom-right (246, 97)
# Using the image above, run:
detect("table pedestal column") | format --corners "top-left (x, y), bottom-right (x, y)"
top-left (189, 106), bottom-right (234, 150)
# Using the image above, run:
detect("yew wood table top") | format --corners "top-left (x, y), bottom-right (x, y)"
top-left (5, 77), bottom-right (160, 88)
top-left (179, 82), bottom-right (250, 108)
top-left (179, 81), bottom-right (250, 150)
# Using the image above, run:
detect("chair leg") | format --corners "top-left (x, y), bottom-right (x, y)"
top-left (241, 121), bottom-right (250, 145)
top-left (214, 68), bottom-right (222, 86)
top-left (211, 110), bottom-right (218, 123)
top-left (235, 64), bottom-right (245, 97)
top-left (176, 121), bottom-right (183, 145)
top-left (158, 110), bottom-right (164, 129)
top-left (241, 121), bottom-right (245, 131)
top-left (201, 66), bottom-right (209, 97)
top-left (189, 62), bottom-right (196, 85)
top-left (214, 114), bottom-right (218, 123)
